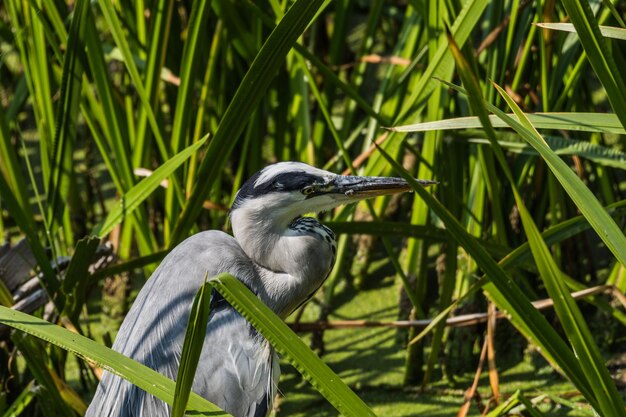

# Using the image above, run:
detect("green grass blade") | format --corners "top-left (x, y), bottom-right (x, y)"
top-left (1, 380), bottom-right (36, 417)
top-left (0, 307), bottom-right (228, 415)
top-left (172, 279), bottom-right (212, 417)
top-left (170, 0), bottom-right (210, 151)
top-left (389, 112), bottom-right (626, 135)
top-left (536, 22), bottom-right (626, 40)
top-left (210, 273), bottom-right (377, 417)
top-left (0, 109), bottom-right (33, 218)
top-left (11, 335), bottom-right (75, 416)
top-left (171, 0), bottom-right (328, 245)
top-left (92, 135), bottom-right (208, 238)
top-left (62, 236), bottom-right (100, 321)
top-left (132, 0), bottom-right (174, 167)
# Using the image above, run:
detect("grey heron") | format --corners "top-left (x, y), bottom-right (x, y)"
top-left (86, 161), bottom-right (434, 417)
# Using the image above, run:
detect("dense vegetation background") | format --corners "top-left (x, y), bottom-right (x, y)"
top-left (1, 0), bottom-right (626, 415)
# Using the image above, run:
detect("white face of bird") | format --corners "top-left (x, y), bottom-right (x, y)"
top-left (231, 162), bottom-right (436, 225)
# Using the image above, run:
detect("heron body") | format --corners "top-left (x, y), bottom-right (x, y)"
top-left (86, 162), bottom-right (432, 417)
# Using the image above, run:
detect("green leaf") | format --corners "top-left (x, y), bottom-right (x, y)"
top-left (536, 22), bottom-right (626, 40)
top-left (209, 273), bottom-right (377, 417)
top-left (1, 380), bottom-right (36, 417)
top-left (92, 135), bottom-right (208, 238)
top-left (172, 278), bottom-right (212, 417)
top-left (389, 112), bottom-right (626, 135)
top-left (164, 0), bottom-right (210, 240)
top-left (62, 236), bottom-right (100, 320)
top-left (0, 306), bottom-right (228, 416)
top-left (11, 334), bottom-right (75, 417)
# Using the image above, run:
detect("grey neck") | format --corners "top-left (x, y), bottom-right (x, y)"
top-left (230, 208), bottom-right (337, 317)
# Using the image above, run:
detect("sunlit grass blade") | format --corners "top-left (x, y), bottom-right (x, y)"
top-left (436, 78), bottom-right (626, 272)
top-left (389, 112), bottom-right (626, 135)
top-left (516, 196), bottom-right (625, 417)
top-left (0, 306), bottom-right (228, 415)
top-left (82, 8), bottom-right (158, 256)
top-left (171, 0), bottom-right (328, 245)
top-left (536, 22), bottom-right (626, 40)
top-left (172, 279), bottom-right (212, 417)
top-left (1, 380), bottom-right (36, 416)
top-left (366, 0), bottom-right (490, 179)
top-left (210, 273), bottom-right (377, 417)
top-left (0, 107), bottom-right (33, 216)
top-left (92, 135), bottom-right (208, 238)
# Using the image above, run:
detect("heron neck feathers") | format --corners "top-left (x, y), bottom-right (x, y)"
top-left (231, 208), bottom-right (336, 316)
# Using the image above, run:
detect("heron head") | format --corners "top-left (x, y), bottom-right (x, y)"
top-left (231, 162), bottom-right (435, 226)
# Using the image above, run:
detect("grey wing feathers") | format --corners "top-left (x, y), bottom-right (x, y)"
top-left (85, 231), bottom-right (278, 417)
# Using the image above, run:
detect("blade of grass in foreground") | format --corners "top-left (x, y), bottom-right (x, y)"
top-left (172, 279), bottom-right (212, 417)
top-left (448, 31), bottom-right (615, 413)
top-left (0, 306), bottom-right (228, 415)
top-left (210, 273), bottom-right (377, 417)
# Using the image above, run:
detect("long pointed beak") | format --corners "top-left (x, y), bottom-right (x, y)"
top-left (332, 175), bottom-right (437, 200)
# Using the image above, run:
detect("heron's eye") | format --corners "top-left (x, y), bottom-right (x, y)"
top-left (302, 186), bottom-right (316, 196)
